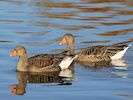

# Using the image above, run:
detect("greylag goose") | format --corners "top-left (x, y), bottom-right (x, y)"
top-left (59, 33), bottom-right (131, 62)
top-left (10, 46), bottom-right (77, 72)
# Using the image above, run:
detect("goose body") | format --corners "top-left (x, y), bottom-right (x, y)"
top-left (10, 46), bottom-right (76, 72)
top-left (60, 34), bottom-right (131, 62)
top-left (77, 44), bottom-right (131, 62)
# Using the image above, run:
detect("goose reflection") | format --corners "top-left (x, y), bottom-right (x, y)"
top-left (77, 60), bottom-right (112, 68)
top-left (10, 65), bottom-right (74, 95)
top-left (10, 71), bottom-right (28, 95)
top-left (77, 59), bottom-right (128, 78)
top-left (111, 59), bottom-right (127, 68)
top-left (111, 59), bottom-right (128, 78)
top-left (77, 58), bottom-right (127, 68)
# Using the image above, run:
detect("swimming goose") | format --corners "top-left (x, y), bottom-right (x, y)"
top-left (59, 33), bottom-right (131, 62)
top-left (10, 46), bottom-right (77, 72)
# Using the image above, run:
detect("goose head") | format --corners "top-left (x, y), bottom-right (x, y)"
top-left (60, 33), bottom-right (75, 55)
top-left (10, 46), bottom-right (28, 58)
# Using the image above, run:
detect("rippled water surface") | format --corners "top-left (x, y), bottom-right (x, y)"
top-left (0, 0), bottom-right (133, 99)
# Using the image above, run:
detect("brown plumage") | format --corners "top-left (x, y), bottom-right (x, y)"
top-left (60, 33), bottom-right (130, 62)
top-left (77, 45), bottom-right (128, 62)
top-left (28, 54), bottom-right (62, 68)
top-left (79, 45), bottom-right (126, 56)
top-left (10, 46), bottom-right (65, 72)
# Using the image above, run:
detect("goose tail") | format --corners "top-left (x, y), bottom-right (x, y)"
top-left (111, 44), bottom-right (131, 60)
top-left (59, 55), bottom-right (78, 70)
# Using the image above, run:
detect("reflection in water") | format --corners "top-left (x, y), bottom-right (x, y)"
top-left (81, 40), bottom-right (111, 44)
top-left (101, 19), bottom-right (133, 26)
top-left (0, 0), bottom-right (133, 99)
top-left (77, 59), bottom-right (129, 78)
top-left (10, 65), bottom-right (74, 95)
top-left (59, 69), bottom-right (74, 82)
top-left (117, 93), bottom-right (133, 99)
top-left (111, 71), bottom-right (128, 78)
top-left (10, 71), bottom-right (28, 95)
top-left (77, 61), bottom-right (112, 68)
top-left (111, 59), bottom-right (127, 67)
top-left (77, 58), bottom-right (127, 68)
top-left (111, 59), bottom-right (128, 78)
top-left (97, 28), bottom-right (133, 36)
top-left (83, 0), bottom-right (132, 3)
top-left (32, 0), bottom-right (133, 50)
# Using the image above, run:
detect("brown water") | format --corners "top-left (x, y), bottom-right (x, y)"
top-left (0, 0), bottom-right (133, 99)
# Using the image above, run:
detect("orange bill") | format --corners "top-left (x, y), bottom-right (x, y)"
top-left (10, 89), bottom-right (17, 94)
top-left (59, 38), bottom-right (66, 45)
top-left (10, 50), bottom-right (17, 57)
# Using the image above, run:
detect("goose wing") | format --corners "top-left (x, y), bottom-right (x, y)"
top-left (79, 44), bottom-right (129, 57)
top-left (28, 54), bottom-right (62, 68)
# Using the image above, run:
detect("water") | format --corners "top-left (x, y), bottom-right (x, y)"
top-left (0, 0), bottom-right (133, 99)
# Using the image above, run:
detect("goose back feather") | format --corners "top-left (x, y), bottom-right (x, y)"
top-left (77, 44), bottom-right (130, 62)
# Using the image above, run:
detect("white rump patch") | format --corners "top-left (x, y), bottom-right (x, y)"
top-left (59, 55), bottom-right (78, 70)
top-left (111, 45), bottom-right (131, 60)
